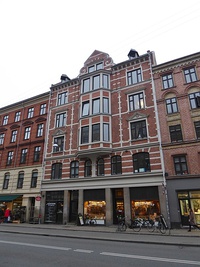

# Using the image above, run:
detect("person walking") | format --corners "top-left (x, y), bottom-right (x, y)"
top-left (188, 208), bottom-right (200, 231)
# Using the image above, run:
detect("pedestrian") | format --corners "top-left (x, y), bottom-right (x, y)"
top-left (0, 208), bottom-right (4, 223)
top-left (188, 208), bottom-right (200, 231)
top-left (4, 208), bottom-right (11, 223)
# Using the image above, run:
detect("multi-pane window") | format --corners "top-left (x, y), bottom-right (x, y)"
top-left (189, 92), bottom-right (200, 109)
top-left (82, 101), bottom-right (90, 116)
top-left (37, 123), bottom-right (44, 137)
top-left (70, 161), bottom-right (79, 178)
top-left (93, 75), bottom-right (100, 90)
top-left (31, 170), bottom-right (38, 188)
top-left (97, 158), bottom-right (104, 176)
top-left (92, 98), bottom-right (100, 114)
top-left (56, 113), bottom-right (66, 128)
top-left (169, 125), bottom-right (183, 142)
top-left (103, 98), bottom-right (109, 113)
top-left (88, 62), bottom-right (103, 73)
top-left (133, 152), bottom-right (151, 173)
top-left (83, 78), bottom-right (90, 93)
top-left (40, 103), bottom-right (46, 115)
top-left (81, 126), bottom-right (89, 144)
top-left (3, 173), bottom-right (10, 189)
top-left (130, 120), bottom-right (147, 140)
top-left (3, 115), bottom-right (8, 125)
top-left (111, 155), bottom-right (122, 175)
top-left (11, 130), bottom-right (17, 143)
top-left (34, 146), bottom-right (41, 162)
top-left (129, 92), bottom-right (144, 111)
top-left (24, 127), bottom-right (31, 140)
top-left (57, 92), bottom-right (68, 106)
top-left (166, 97), bottom-right (178, 114)
top-left (81, 97), bottom-right (110, 117)
top-left (92, 124), bottom-right (100, 142)
top-left (53, 136), bottom-right (64, 152)
top-left (51, 163), bottom-right (62, 179)
top-left (20, 148), bottom-right (27, 164)
top-left (84, 159), bottom-right (92, 177)
top-left (103, 74), bottom-right (109, 89)
top-left (103, 123), bottom-right (109, 141)
top-left (173, 156), bottom-right (188, 175)
top-left (162, 73), bottom-right (174, 89)
top-left (194, 121), bottom-right (200, 139)
top-left (7, 151), bottom-right (13, 165)
top-left (15, 111), bottom-right (21, 122)
top-left (0, 133), bottom-right (5, 145)
top-left (82, 74), bottom-right (109, 93)
top-left (17, 171), bottom-right (24, 188)
top-left (184, 67), bottom-right (197, 83)
top-left (27, 107), bottom-right (34, 118)
top-left (127, 69), bottom-right (142, 85)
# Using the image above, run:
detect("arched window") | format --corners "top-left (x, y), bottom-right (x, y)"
top-left (111, 156), bottom-right (122, 175)
top-left (3, 172), bottom-right (10, 189)
top-left (51, 163), bottom-right (62, 179)
top-left (97, 158), bottom-right (104, 176)
top-left (84, 159), bottom-right (92, 177)
top-left (133, 152), bottom-right (150, 173)
top-left (17, 171), bottom-right (24, 188)
top-left (70, 161), bottom-right (79, 178)
top-left (31, 170), bottom-right (38, 188)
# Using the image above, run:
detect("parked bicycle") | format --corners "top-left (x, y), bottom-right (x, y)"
top-left (130, 217), bottom-right (152, 232)
top-left (147, 214), bottom-right (168, 234)
top-left (116, 216), bottom-right (152, 232)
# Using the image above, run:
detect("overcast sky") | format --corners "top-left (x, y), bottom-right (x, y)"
top-left (0, 0), bottom-right (200, 108)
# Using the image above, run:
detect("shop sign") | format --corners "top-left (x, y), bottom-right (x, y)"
top-left (35, 196), bottom-right (41, 201)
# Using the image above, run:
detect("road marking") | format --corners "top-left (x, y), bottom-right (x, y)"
top-left (0, 240), bottom-right (71, 251)
top-left (74, 249), bottom-right (93, 253)
top-left (100, 252), bottom-right (200, 265)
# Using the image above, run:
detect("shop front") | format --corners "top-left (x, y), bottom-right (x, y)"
top-left (130, 186), bottom-right (160, 220)
top-left (178, 190), bottom-right (200, 226)
top-left (0, 195), bottom-right (24, 222)
top-left (83, 189), bottom-right (106, 225)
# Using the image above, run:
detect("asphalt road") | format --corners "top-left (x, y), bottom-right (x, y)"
top-left (0, 232), bottom-right (200, 267)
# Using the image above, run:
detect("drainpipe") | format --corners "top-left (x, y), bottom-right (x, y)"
top-left (147, 51), bottom-right (171, 232)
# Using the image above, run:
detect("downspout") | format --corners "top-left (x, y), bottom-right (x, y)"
top-left (148, 51), bottom-right (171, 231)
top-left (39, 91), bottom-right (51, 223)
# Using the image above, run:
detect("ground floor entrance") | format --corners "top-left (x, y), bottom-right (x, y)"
top-left (41, 185), bottom-right (166, 226)
top-left (178, 190), bottom-right (200, 226)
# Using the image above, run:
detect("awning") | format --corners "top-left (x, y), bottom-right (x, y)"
top-left (0, 195), bottom-right (22, 202)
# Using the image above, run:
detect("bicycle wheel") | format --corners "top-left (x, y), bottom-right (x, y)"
top-left (118, 221), bottom-right (127, 231)
top-left (147, 220), bottom-right (155, 232)
top-left (159, 223), bottom-right (167, 234)
top-left (131, 220), bottom-right (141, 232)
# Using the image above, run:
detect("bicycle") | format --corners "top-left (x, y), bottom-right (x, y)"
top-left (116, 216), bottom-right (127, 232)
top-left (129, 217), bottom-right (153, 232)
top-left (147, 214), bottom-right (168, 234)
top-left (85, 218), bottom-right (97, 225)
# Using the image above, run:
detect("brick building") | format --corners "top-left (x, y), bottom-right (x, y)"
top-left (40, 49), bottom-right (168, 225)
top-left (0, 92), bottom-right (49, 223)
top-left (153, 52), bottom-right (200, 228)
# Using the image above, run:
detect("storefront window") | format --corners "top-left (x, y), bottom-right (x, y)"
top-left (131, 200), bottom-right (160, 220)
top-left (84, 201), bottom-right (106, 224)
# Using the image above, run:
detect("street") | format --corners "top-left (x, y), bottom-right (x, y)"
top-left (0, 232), bottom-right (200, 267)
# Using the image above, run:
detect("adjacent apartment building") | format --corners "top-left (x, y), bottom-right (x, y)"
top-left (0, 92), bottom-right (49, 223)
top-left (40, 49), bottom-right (168, 225)
top-left (153, 52), bottom-right (200, 228)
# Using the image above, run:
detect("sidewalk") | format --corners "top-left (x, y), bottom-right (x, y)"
top-left (0, 222), bottom-right (199, 247)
